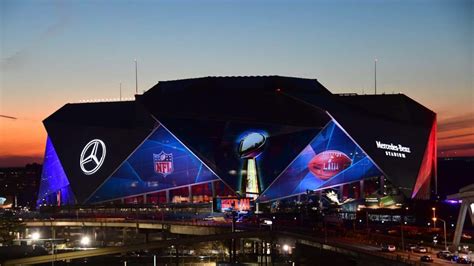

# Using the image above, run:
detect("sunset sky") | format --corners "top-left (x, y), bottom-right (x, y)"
top-left (1, 0), bottom-right (473, 167)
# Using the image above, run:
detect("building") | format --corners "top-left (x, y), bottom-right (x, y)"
top-left (37, 76), bottom-right (436, 210)
top-left (0, 164), bottom-right (42, 209)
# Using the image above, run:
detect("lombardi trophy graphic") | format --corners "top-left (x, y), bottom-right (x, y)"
top-left (238, 132), bottom-right (266, 199)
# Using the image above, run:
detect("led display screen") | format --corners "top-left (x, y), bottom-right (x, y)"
top-left (214, 197), bottom-right (251, 212)
top-left (158, 117), bottom-right (326, 196)
top-left (86, 125), bottom-right (220, 203)
top-left (259, 121), bottom-right (382, 202)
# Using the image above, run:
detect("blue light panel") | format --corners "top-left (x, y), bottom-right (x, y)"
top-left (86, 125), bottom-right (220, 203)
top-left (259, 121), bottom-right (382, 202)
top-left (37, 137), bottom-right (75, 207)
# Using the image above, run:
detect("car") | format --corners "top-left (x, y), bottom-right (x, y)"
top-left (387, 229), bottom-right (398, 235)
top-left (437, 250), bottom-right (453, 259)
top-left (407, 244), bottom-right (417, 251)
top-left (445, 254), bottom-right (459, 262)
top-left (414, 246), bottom-right (427, 253)
top-left (202, 216), bottom-right (214, 221)
top-left (456, 256), bottom-right (472, 264)
top-left (381, 244), bottom-right (396, 252)
top-left (437, 250), bottom-right (449, 257)
top-left (420, 255), bottom-right (433, 262)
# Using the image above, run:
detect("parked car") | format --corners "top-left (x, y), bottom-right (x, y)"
top-left (456, 256), bottom-right (472, 264)
top-left (381, 244), bottom-right (396, 252)
top-left (407, 244), bottom-right (417, 251)
top-left (437, 250), bottom-right (453, 260)
top-left (414, 246), bottom-right (427, 253)
top-left (420, 255), bottom-right (433, 262)
top-left (202, 216), bottom-right (214, 221)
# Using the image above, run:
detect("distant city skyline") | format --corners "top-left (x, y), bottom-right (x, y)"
top-left (1, 0), bottom-right (473, 167)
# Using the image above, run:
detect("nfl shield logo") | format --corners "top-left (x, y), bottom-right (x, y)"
top-left (153, 151), bottom-right (173, 177)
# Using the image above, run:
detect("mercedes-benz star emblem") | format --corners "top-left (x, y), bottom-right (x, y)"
top-left (80, 139), bottom-right (106, 175)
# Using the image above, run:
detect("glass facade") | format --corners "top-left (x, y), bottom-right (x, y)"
top-left (36, 137), bottom-right (75, 207)
top-left (86, 125), bottom-right (220, 204)
top-left (259, 121), bottom-right (383, 202)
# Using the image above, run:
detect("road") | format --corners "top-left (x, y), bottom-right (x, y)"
top-left (335, 236), bottom-right (462, 265)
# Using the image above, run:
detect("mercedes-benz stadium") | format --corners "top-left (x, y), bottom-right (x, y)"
top-left (37, 76), bottom-right (437, 212)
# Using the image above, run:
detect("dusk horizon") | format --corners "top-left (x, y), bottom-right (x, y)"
top-left (1, 0), bottom-right (473, 167)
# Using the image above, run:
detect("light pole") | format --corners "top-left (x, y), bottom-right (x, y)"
top-left (366, 210), bottom-right (370, 234)
top-left (432, 207), bottom-right (436, 228)
top-left (374, 58), bottom-right (377, 95)
top-left (433, 217), bottom-right (447, 251)
top-left (134, 59), bottom-right (138, 94)
top-left (400, 207), bottom-right (406, 251)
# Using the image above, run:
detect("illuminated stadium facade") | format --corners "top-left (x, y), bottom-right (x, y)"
top-left (37, 76), bottom-right (437, 210)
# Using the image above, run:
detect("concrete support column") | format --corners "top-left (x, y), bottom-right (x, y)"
top-left (175, 245), bottom-right (179, 266)
top-left (380, 176), bottom-right (385, 195)
top-left (188, 186), bottom-right (193, 203)
top-left (452, 200), bottom-right (470, 251)
top-left (338, 185), bottom-right (344, 199)
top-left (211, 181), bottom-right (216, 198)
top-left (166, 190), bottom-right (170, 203)
top-left (359, 180), bottom-right (365, 199)
top-left (143, 194), bottom-right (147, 204)
top-left (122, 228), bottom-right (127, 244)
top-left (317, 190), bottom-right (323, 210)
top-left (102, 227), bottom-right (106, 247)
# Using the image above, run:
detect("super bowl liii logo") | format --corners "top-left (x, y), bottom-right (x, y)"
top-left (375, 141), bottom-right (411, 159)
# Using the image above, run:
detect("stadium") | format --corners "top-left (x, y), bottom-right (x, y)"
top-left (37, 76), bottom-right (437, 213)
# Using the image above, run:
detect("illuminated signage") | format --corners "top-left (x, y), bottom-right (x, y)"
top-left (375, 141), bottom-right (411, 158)
top-left (308, 150), bottom-right (352, 180)
top-left (80, 139), bottom-right (106, 175)
top-left (218, 197), bottom-right (251, 212)
top-left (238, 132), bottom-right (266, 199)
top-left (153, 151), bottom-right (174, 177)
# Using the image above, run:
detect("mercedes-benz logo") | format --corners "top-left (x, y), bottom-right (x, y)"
top-left (80, 139), bottom-right (106, 175)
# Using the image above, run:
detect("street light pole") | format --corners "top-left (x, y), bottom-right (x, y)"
top-left (432, 207), bottom-right (436, 228)
top-left (366, 211), bottom-right (369, 234)
top-left (374, 58), bottom-right (377, 95)
top-left (400, 207), bottom-right (406, 251)
top-left (433, 217), bottom-right (447, 251)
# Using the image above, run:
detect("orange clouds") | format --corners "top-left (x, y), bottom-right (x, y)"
top-left (437, 112), bottom-right (474, 157)
top-left (0, 118), bottom-right (45, 167)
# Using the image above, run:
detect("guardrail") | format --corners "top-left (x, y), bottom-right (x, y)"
top-left (3, 228), bottom-right (437, 266)
top-left (2, 231), bottom-right (270, 266)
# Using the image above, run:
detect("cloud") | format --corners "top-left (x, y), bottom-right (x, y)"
top-left (438, 133), bottom-right (474, 140)
top-left (438, 143), bottom-right (474, 153)
top-left (437, 113), bottom-right (474, 156)
top-left (0, 114), bottom-right (17, 120)
top-left (0, 155), bottom-right (43, 167)
top-left (438, 112), bottom-right (474, 133)
top-left (1, 0), bottom-right (70, 71)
